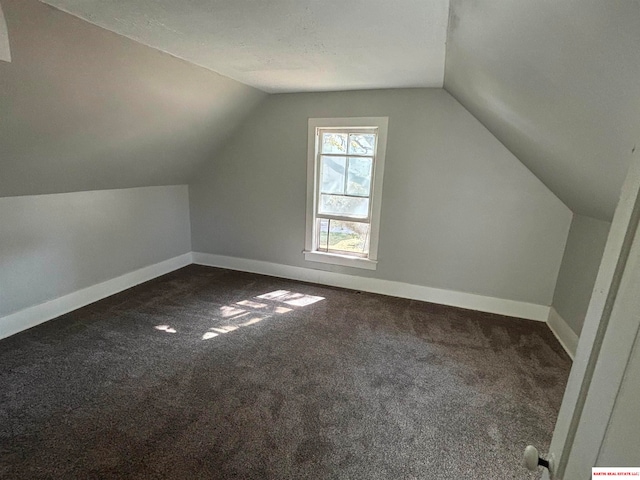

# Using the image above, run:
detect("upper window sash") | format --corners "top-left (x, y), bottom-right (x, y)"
top-left (318, 127), bottom-right (378, 134)
top-left (315, 128), bottom-right (378, 223)
top-left (317, 128), bottom-right (378, 156)
top-left (315, 213), bottom-right (372, 223)
top-left (320, 153), bottom-right (375, 159)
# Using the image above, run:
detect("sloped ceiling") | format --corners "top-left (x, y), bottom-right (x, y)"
top-left (2, 0), bottom-right (637, 220)
top-left (37, 0), bottom-right (451, 93)
top-left (0, 0), bottom-right (266, 197)
top-left (445, 0), bottom-right (640, 221)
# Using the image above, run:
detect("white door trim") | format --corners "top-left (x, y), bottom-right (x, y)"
top-left (544, 146), bottom-right (640, 478)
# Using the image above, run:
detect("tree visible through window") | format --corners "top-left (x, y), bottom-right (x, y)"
top-left (316, 129), bottom-right (377, 256)
top-left (305, 117), bottom-right (388, 270)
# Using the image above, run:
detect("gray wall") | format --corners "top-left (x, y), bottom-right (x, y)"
top-left (445, 0), bottom-right (640, 220)
top-left (0, 186), bottom-right (191, 318)
top-left (0, 0), bottom-right (265, 197)
top-left (552, 214), bottom-right (611, 336)
top-left (190, 88), bottom-right (572, 306)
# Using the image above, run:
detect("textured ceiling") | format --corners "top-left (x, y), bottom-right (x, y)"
top-left (5, 0), bottom-right (638, 221)
top-left (0, 0), bottom-right (266, 197)
top-left (445, 0), bottom-right (640, 221)
top-left (38, 0), bottom-right (451, 93)
top-left (0, 2), bottom-right (10, 62)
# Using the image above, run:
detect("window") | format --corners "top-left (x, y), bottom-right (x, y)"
top-left (305, 117), bottom-right (388, 270)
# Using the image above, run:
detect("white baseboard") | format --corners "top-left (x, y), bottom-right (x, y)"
top-left (547, 307), bottom-right (579, 359)
top-left (0, 250), bottom-right (559, 344)
top-left (192, 252), bottom-right (550, 322)
top-left (0, 252), bottom-right (193, 341)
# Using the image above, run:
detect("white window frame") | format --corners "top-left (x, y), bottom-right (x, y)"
top-left (304, 117), bottom-right (388, 270)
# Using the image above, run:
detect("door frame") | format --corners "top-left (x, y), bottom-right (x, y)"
top-left (544, 146), bottom-right (640, 479)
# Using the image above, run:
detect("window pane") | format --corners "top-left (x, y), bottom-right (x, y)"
top-left (322, 132), bottom-right (347, 154)
top-left (319, 194), bottom-right (369, 218)
top-left (346, 157), bottom-right (372, 196)
top-left (320, 156), bottom-right (346, 194)
top-left (316, 219), bottom-right (370, 255)
top-left (348, 133), bottom-right (376, 155)
top-left (317, 218), bottom-right (329, 251)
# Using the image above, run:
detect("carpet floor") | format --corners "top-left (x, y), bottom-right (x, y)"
top-left (0, 265), bottom-right (571, 479)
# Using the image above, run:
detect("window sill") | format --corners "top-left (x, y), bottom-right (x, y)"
top-left (303, 250), bottom-right (378, 270)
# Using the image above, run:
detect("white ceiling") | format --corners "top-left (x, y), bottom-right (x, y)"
top-left (22, 0), bottom-right (638, 221)
top-left (445, 0), bottom-right (640, 220)
top-left (39, 0), bottom-right (451, 93)
top-left (1, 0), bottom-right (266, 198)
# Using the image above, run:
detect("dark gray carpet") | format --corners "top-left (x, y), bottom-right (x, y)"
top-left (0, 265), bottom-right (570, 479)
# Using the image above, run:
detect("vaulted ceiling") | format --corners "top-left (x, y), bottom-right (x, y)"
top-left (0, 0), bottom-right (265, 197)
top-left (1, 0), bottom-right (638, 221)
top-left (38, 0), bottom-right (451, 93)
top-left (445, 0), bottom-right (640, 220)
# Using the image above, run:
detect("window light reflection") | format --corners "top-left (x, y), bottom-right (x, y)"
top-left (236, 300), bottom-right (268, 309)
top-left (220, 306), bottom-right (246, 318)
top-left (155, 325), bottom-right (177, 333)
top-left (256, 290), bottom-right (289, 300)
top-left (256, 290), bottom-right (324, 307)
top-left (154, 290), bottom-right (324, 341)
